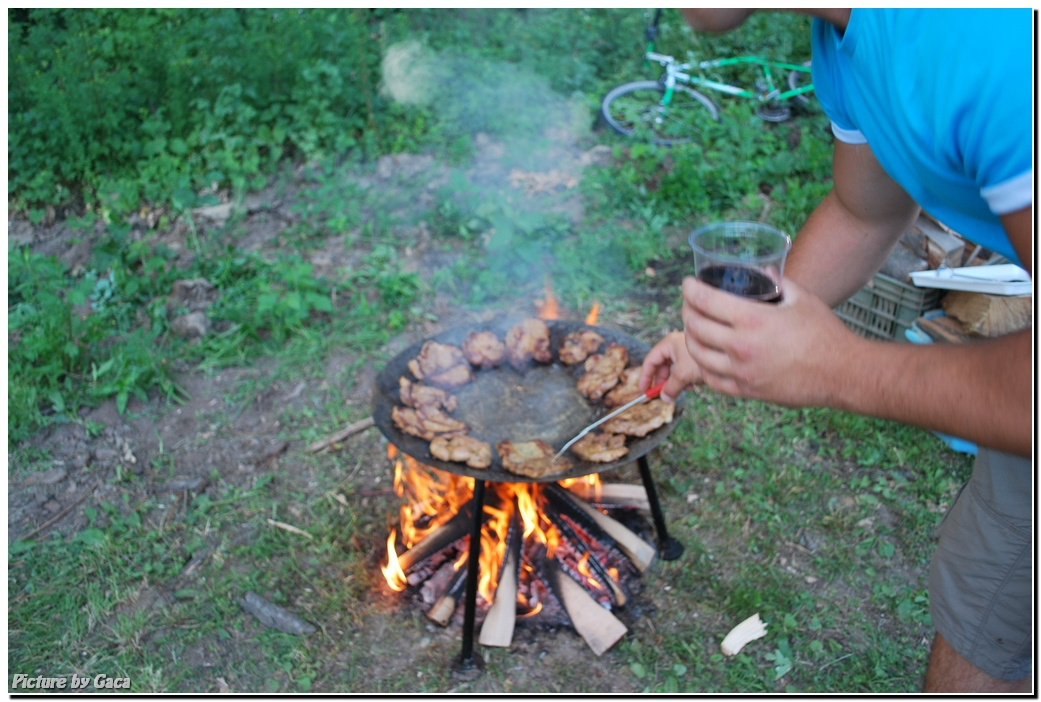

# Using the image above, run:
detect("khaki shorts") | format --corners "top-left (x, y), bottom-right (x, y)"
top-left (929, 447), bottom-right (1033, 681)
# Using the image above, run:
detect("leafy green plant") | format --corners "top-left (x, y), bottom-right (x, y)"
top-left (9, 9), bottom-right (380, 218)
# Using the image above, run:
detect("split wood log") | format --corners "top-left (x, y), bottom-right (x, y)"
top-left (943, 290), bottom-right (1033, 337)
top-left (915, 215), bottom-right (965, 269)
top-left (239, 591), bottom-right (316, 636)
top-left (915, 315), bottom-right (972, 344)
top-left (397, 504), bottom-right (474, 573)
top-left (420, 560), bottom-right (459, 604)
top-left (543, 502), bottom-right (626, 607)
top-left (427, 564), bottom-right (468, 627)
top-left (570, 499), bottom-right (656, 572)
top-left (543, 558), bottom-right (627, 657)
top-left (564, 483), bottom-right (650, 513)
top-left (306, 416), bottom-right (375, 453)
top-left (479, 508), bottom-right (522, 647)
top-left (545, 485), bottom-right (655, 572)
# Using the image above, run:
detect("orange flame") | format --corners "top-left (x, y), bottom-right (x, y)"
top-left (381, 530), bottom-right (408, 591)
top-left (395, 455), bottom-right (471, 549)
top-left (478, 502), bottom-right (512, 602)
top-left (536, 279), bottom-right (559, 320)
top-left (585, 302), bottom-right (600, 326)
top-left (576, 552), bottom-right (602, 590)
top-left (382, 452), bottom-right (613, 611)
top-left (559, 474), bottom-right (603, 503)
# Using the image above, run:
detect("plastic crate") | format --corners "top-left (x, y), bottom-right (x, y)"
top-left (834, 272), bottom-right (941, 342)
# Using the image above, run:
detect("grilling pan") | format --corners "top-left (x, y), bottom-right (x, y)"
top-left (371, 317), bottom-right (686, 483)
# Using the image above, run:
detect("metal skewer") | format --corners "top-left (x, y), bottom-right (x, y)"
top-left (553, 380), bottom-right (667, 462)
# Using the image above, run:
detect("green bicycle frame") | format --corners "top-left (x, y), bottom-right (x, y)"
top-left (689, 56), bottom-right (811, 102)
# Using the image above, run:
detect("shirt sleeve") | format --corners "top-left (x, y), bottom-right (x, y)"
top-left (829, 123), bottom-right (867, 145)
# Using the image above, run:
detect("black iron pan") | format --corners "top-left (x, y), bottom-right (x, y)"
top-left (371, 317), bottom-right (685, 484)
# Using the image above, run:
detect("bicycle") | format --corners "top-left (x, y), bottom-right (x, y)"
top-left (601, 9), bottom-right (814, 145)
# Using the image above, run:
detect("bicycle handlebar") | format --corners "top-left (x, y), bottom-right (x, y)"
top-left (646, 51), bottom-right (683, 67)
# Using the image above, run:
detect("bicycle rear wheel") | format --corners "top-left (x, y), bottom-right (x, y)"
top-left (601, 80), bottom-right (719, 145)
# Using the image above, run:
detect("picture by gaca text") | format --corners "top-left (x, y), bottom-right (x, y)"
top-left (10, 673), bottom-right (131, 690)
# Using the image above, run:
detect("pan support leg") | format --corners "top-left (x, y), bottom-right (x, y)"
top-left (637, 455), bottom-right (684, 561)
top-left (452, 478), bottom-right (485, 677)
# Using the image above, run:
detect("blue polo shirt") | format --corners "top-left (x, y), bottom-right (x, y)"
top-left (811, 9), bottom-right (1033, 266)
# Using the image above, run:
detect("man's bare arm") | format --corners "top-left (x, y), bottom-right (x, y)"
top-left (681, 140), bottom-right (1033, 455)
top-left (786, 140), bottom-right (921, 305)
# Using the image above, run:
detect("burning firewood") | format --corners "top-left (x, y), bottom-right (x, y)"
top-left (544, 485), bottom-right (655, 572)
top-left (542, 558), bottom-right (627, 657)
top-left (542, 501), bottom-right (626, 607)
top-left (564, 482), bottom-right (651, 514)
top-left (395, 504), bottom-right (474, 573)
top-left (478, 508), bottom-right (522, 647)
top-left (427, 563), bottom-right (469, 627)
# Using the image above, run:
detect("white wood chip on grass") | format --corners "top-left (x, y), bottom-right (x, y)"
top-left (720, 613), bottom-right (768, 656)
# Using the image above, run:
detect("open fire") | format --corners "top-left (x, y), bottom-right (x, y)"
top-left (375, 289), bottom-right (682, 664)
top-left (381, 446), bottom-right (655, 655)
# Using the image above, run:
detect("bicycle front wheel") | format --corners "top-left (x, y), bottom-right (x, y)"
top-left (786, 60), bottom-right (813, 108)
top-left (601, 80), bottom-right (719, 145)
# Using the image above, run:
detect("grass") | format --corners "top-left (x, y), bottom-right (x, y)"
top-left (8, 8), bottom-right (976, 695)
top-left (609, 397), bottom-right (970, 693)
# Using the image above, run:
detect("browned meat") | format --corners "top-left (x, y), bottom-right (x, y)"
top-left (399, 376), bottom-right (457, 413)
top-left (392, 404), bottom-right (468, 441)
top-left (570, 431), bottom-right (629, 463)
top-left (496, 439), bottom-right (573, 478)
top-left (558, 329), bottom-right (604, 365)
top-left (603, 366), bottom-right (642, 408)
top-left (576, 343), bottom-right (629, 402)
top-left (602, 399), bottom-right (674, 437)
top-left (461, 330), bottom-right (505, 369)
top-left (430, 435), bottom-right (492, 469)
top-left (407, 341), bottom-right (474, 389)
top-left (504, 318), bottom-right (552, 370)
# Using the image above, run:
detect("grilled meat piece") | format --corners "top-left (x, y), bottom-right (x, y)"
top-left (570, 431), bottom-right (629, 463)
top-left (430, 435), bottom-right (492, 469)
top-left (399, 376), bottom-right (457, 413)
top-left (558, 329), bottom-right (604, 365)
top-left (602, 399), bottom-right (674, 437)
top-left (496, 439), bottom-right (573, 478)
top-left (504, 318), bottom-right (553, 370)
top-left (407, 341), bottom-right (474, 389)
top-left (576, 343), bottom-right (629, 402)
top-left (461, 330), bottom-right (505, 369)
top-left (392, 404), bottom-right (468, 441)
top-left (603, 366), bottom-right (642, 408)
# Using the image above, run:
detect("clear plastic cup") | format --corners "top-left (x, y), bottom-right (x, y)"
top-left (689, 221), bottom-right (791, 303)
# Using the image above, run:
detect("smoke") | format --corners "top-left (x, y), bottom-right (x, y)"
top-left (379, 39), bottom-right (582, 144)
top-left (380, 39), bottom-right (433, 107)
top-left (377, 39), bottom-right (610, 303)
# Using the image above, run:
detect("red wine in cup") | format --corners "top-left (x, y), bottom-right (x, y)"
top-left (699, 264), bottom-right (782, 303)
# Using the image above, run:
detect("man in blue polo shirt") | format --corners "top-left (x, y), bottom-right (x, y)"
top-left (641, 9), bottom-right (1032, 693)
